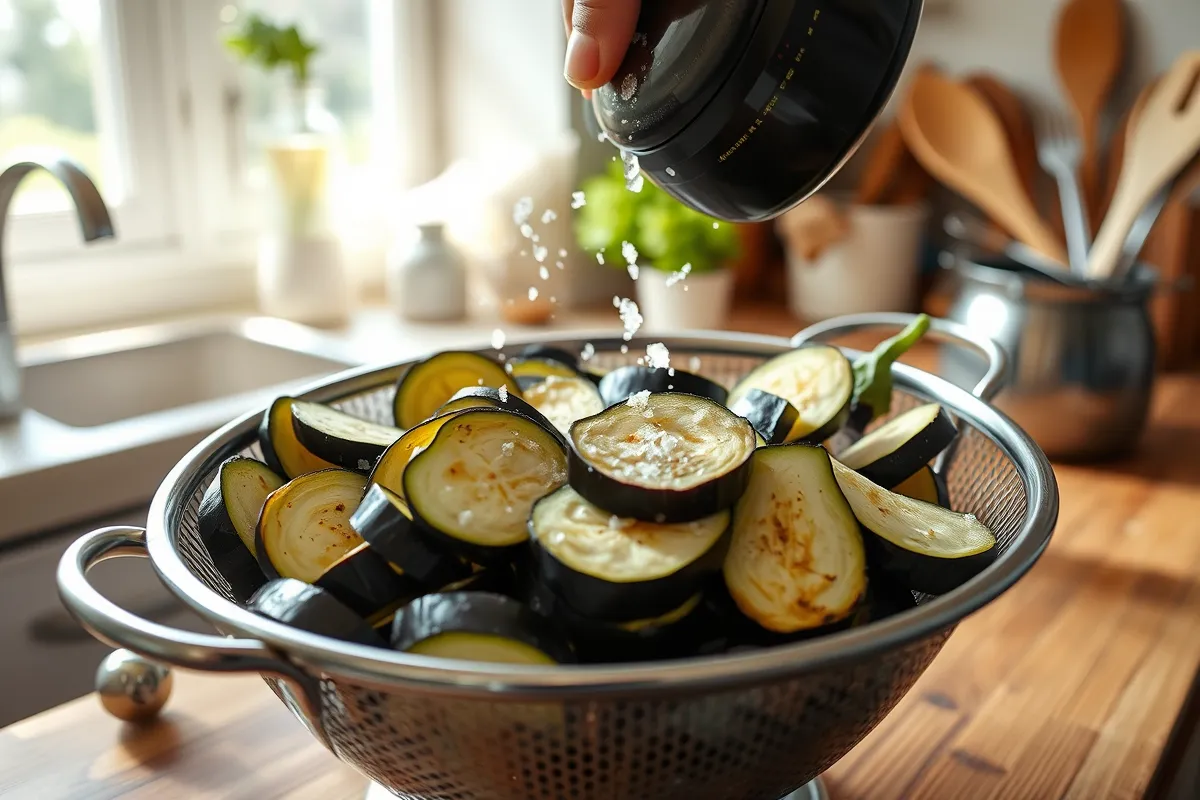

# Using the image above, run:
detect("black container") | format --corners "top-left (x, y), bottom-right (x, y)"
top-left (587, 0), bottom-right (923, 223)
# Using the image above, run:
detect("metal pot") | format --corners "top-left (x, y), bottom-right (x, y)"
top-left (938, 256), bottom-right (1157, 462)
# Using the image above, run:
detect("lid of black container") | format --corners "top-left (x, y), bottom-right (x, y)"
top-left (591, 0), bottom-right (767, 152)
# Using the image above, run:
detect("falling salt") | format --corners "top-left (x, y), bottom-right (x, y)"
top-left (533, 245), bottom-right (548, 262)
top-left (555, 261), bottom-right (565, 270)
top-left (491, 329), bottom-right (506, 350)
top-left (613, 296), bottom-right (621, 308)
top-left (357, 458), bottom-right (371, 471)
top-left (627, 263), bottom-right (640, 280)
top-left (665, 263), bottom-right (692, 287)
top-left (627, 390), bottom-right (651, 410)
top-left (622, 241), bottom-right (639, 265)
top-left (550, 296), bottom-right (557, 303)
top-left (597, 131), bottom-right (609, 142)
top-left (689, 356), bottom-right (702, 372)
top-left (581, 343), bottom-right (595, 361)
top-left (558, 248), bottom-right (568, 258)
top-left (646, 342), bottom-right (671, 370)
top-left (712, 222), bottom-right (720, 229)
top-left (620, 344), bottom-right (629, 354)
top-left (532, 234), bottom-right (540, 243)
top-left (665, 166), bottom-right (676, 177)
top-left (596, 252), bottom-right (605, 265)
top-left (616, 297), bottom-right (643, 340)
top-left (458, 509), bottom-right (474, 526)
top-left (529, 287), bottom-right (540, 301)
top-left (608, 515), bottom-right (622, 530)
top-left (541, 209), bottom-right (558, 224)
top-left (621, 151), bottom-right (644, 193)
top-left (520, 223), bottom-right (534, 239)
top-left (513, 197), bottom-right (534, 225)
top-left (501, 441), bottom-right (514, 457)
top-left (619, 73), bottom-right (638, 100)
top-left (498, 384), bottom-right (509, 402)
top-left (571, 191), bottom-right (586, 209)
top-left (539, 266), bottom-right (550, 280)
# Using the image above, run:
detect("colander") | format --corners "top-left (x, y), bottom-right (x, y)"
top-left (58, 313), bottom-right (1058, 800)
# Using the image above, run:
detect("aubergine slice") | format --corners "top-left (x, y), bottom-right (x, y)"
top-left (259, 396), bottom-right (341, 479)
top-left (255, 469), bottom-right (368, 583)
top-left (508, 356), bottom-right (583, 387)
top-left (439, 564), bottom-right (519, 597)
top-left (522, 375), bottom-right (606, 437)
top-left (289, 400), bottom-right (403, 474)
top-left (725, 345), bottom-right (853, 443)
top-left (248, 578), bottom-right (384, 646)
top-left (568, 392), bottom-right (755, 523)
top-left (727, 388), bottom-right (800, 446)
top-left (598, 365), bottom-right (728, 407)
top-left (436, 386), bottom-right (566, 447)
top-left (836, 403), bottom-right (957, 487)
top-left (404, 409), bottom-right (568, 562)
top-left (197, 456), bottom-right (285, 603)
top-left (350, 483), bottom-right (472, 589)
top-left (393, 351), bottom-right (520, 429)
top-left (314, 542), bottom-right (422, 618)
top-left (893, 465), bottom-right (950, 508)
top-left (390, 591), bottom-right (574, 664)
top-left (831, 459), bottom-right (997, 595)
top-left (528, 485), bottom-right (730, 622)
top-left (367, 409), bottom-right (470, 500)
top-left (518, 343), bottom-right (581, 369)
top-left (723, 445), bottom-right (867, 634)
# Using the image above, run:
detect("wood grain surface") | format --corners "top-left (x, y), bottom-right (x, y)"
top-left (2, 307), bottom-right (1199, 800)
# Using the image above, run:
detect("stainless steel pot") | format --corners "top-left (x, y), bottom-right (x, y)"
top-left (938, 256), bottom-right (1157, 462)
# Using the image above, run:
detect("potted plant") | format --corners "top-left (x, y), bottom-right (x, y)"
top-left (223, 11), bottom-right (349, 326)
top-left (575, 160), bottom-right (740, 331)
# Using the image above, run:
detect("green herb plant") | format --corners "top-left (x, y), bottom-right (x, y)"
top-left (574, 159), bottom-right (739, 274)
top-left (223, 11), bottom-right (319, 91)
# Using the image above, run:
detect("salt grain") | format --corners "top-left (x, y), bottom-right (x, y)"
top-left (627, 390), bottom-right (651, 410)
top-left (619, 73), bottom-right (638, 100)
top-left (539, 266), bottom-right (549, 280)
top-left (616, 297), bottom-right (643, 340)
top-left (491, 328), bottom-right (506, 350)
top-left (627, 263), bottom-right (640, 280)
top-left (689, 356), bottom-right (702, 372)
top-left (621, 241), bottom-right (639, 265)
top-left (646, 342), bottom-right (671, 370)
top-left (712, 222), bottom-right (720, 229)
top-left (498, 384), bottom-right (509, 402)
top-left (665, 166), bottom-right (676, 177)
top-left (571, 191), bottom-right (586, 209)
top-left (541, 209), bottom-right (557, 224)
top-left (501, 441), bottom-right (514, 457)
top-left (529, 287), bottom-right (540, 301)
top-left (550, 296), bottom-right (557, 303)
top-left (512, 197), bottom-right (534, 226)
top-left (558, 248), bottom-right (568, 258)
top-left (458, 509), bottom-right (474, 526)
top-left (555, 261), bottom-right (565, 269)
top-left (596, 252), bottom-right (605, 265)
top-left (533, 245), bottom-right (548, 262)
top-left (620, 344), bottom-right (629, 354)
top-left (581, 343), bottom-right (595, 361)
top-left (665, 263), bottom-right (692, 287)
top-left (519, 223), bottom-right (534, 239)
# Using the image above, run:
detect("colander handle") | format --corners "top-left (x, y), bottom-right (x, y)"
top-left (789, 312), bottom-right (1009, 401)
top-left (57, 526), bottom-right (328, 743)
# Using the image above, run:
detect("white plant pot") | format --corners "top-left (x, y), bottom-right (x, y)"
top-left (635, 267), bottom-right (733, 333)
top-left (786, 202), bottom-right (928, 322)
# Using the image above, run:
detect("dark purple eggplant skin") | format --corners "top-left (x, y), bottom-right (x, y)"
top-left (197, 459), bottom-right (271, 604)
top-left (350, 484), bottom-right (473, 589)
top-left (519, 344), bottom-right (581, 369)
top-left (598, 365), bottom-right (728, 407)
top-left (389, 591), bottom-right (576, 663)
top-left (314, 544), bottom-right (422, 618)
top-left (437, 385), bottom-right (567, 448)
top-left (247, 579), bottom-right (385, 647)
top-left (289, 402), bottom-right (400, 474)
top-left (728, 389), bottom-right (800, 446)
top-left (850, 570), bottom-right (919, 628)
top-left (845, 404), bottom-right (958, 488)
top-left (862, 531), bottom-right (997, 596)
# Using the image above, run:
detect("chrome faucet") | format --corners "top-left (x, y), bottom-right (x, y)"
top-left (0, 154), bottom-right (115, 421)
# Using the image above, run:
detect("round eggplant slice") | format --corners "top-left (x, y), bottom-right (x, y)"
top-left (393, 351), bottom-right (520, 429)
top-left (508, 356), bottom-right (583, 386)
top-left (529, 485), bottom-right (729, 622)
top-left (831, 459), bottom-right (997, 595)
top-left (248, 578), bottom-right (384, 647)
top-left (436, 386), bottom-right (566, 447)
top-left (727, 388), bottom-right (800, 446)
top-left (259, 396), bottom-right (341, 479)
top-left (404, 409), bottom-right (568, 562)
top-left (290, 400), bottom-right (403, 474)
top-left (568, 392), bottom-right (755, 523)
top-left (350, 483), bottom-right (472, 589)
top-left (724, 445), bottom-right (868, 634)
top-left (367, 409), bottom-right (472, 501)
top-left (893, 465), bottom-right (950, 509)
top-left (314, 542), bottom-right (423, 618)
top-left (598, 365), bottom-right (728, 407)
top-left (390, 591), bottom-right (574, 664)
top-left (197, 456), bottom-right (285, 603)
top-left (255, 469), bottom-right (368, 583)
top-left (522, 375), bottom-right (606, 437)
top-left (836, 403), bottom-right (957, 487)
top-left (726, 345), bottom-right (853, 443)
top-left (518, 343), bottom-right (582, 370)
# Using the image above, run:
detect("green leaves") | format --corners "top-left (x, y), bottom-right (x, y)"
top-left (223, 12), bottom-right (319, 87)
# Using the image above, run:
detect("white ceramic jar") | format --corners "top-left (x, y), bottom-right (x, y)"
top-left (635, 266), bottom-right (734, 332)
top-left (386, 223), bottom-right (468, 322)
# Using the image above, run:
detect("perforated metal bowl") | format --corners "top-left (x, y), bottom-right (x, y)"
top-left (59, 313), bottom-right (1058, 800)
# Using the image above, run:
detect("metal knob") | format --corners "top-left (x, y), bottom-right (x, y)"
top-left (95, 648), bottom-right (173, 722)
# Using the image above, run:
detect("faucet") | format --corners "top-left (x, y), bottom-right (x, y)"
top-left (0, 154), bottom-right (115, 421)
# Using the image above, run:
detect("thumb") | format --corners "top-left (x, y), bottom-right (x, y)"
top-left (564, 0), bottom-right (641, 91)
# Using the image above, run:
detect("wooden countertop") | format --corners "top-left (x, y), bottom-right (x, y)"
top-left (3, 307), bottom-right (1200, 799)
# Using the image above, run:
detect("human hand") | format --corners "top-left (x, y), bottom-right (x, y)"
top-left (561, 0), bottom-right (642, 95)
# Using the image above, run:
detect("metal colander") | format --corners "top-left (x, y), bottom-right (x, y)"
top-left (58, 313), bottom-right (1058, 800)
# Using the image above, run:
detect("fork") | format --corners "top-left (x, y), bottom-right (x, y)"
top-left (1032, 106), bottom-right (1092, 278)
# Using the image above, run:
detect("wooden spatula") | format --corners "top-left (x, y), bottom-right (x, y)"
top-left (854, 120), bottom-right (908, 205)
top-left (1098, 78), bottom-right (1158, 222)
top-left (1054, 0), bottom-right (1126, 231)
top-left (1087, 51), bottom-right (1200, 282)
top-left (898, 68), bottom-right (1068, 264)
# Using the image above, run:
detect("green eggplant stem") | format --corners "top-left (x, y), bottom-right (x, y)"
top-left (850, 314), bottom-right (931, 426)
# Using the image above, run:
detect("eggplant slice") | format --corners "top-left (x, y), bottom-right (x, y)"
top-left (528, 485), bottom-right (730, 622)
top-left (518, 344), bottom-right (582, 369)
top-left (436, 385), bottom-right (566, 447)
top-left (197, 456), bottom-right (285, 603)
top-left (725, 345), bottom-right (853, 443)
top-left (831, 459), bottom-right (997, 595)
top-left (255, 469), bottom-right (368, 583)
top-left (404, 409), bottom-right (568, 561)
top-left (598, 365), bottom-right (728, 407)
top-left (393, 351), bottom-right (520, 428)
top-left (728, 388), bottom-right (800, 446)
top-left (368, 409), bottom-right (470, 500)
top-left (350, 483), bottom-right (472, 589)
top-left (522, 375), bottom-right (606, 436)
top-left (569, 392), bottom-right (755, 523)
top-left (893, 465), bottom-right (950, 508)
top-left (390, 591), bottom-right (574, 664)
top-left (259, 396), bottom-right (341, 479)
top-left (290, 400), bottom-right (403, 473)
top-left (248, 578), bottom-right (384, 646)
top-left (508, 356), bottom-right (583, 385)
top-left (836, 403), bottom-right (957, 487)
top-left (723, 445), bottom-right (867, 634)
top-left (314, 542), bottom-right (421, 618)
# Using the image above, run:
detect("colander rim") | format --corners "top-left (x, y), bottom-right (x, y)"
top-left (145, 329), bottom-right (1058, 696)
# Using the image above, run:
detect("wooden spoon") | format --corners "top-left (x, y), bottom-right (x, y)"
top-left (964, 73), bottom-right (1041, 203)
top-left (1087, 51), bottom-right (1200, 281)
top-left (1099, 77), bottom-right (1160, 221)
top-left (1054, 0), bottom-right (1126, 231)
top-left (898, 68), bottom-right (1068, 264)
top-left (854, 119), bottom-right (908, 205)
